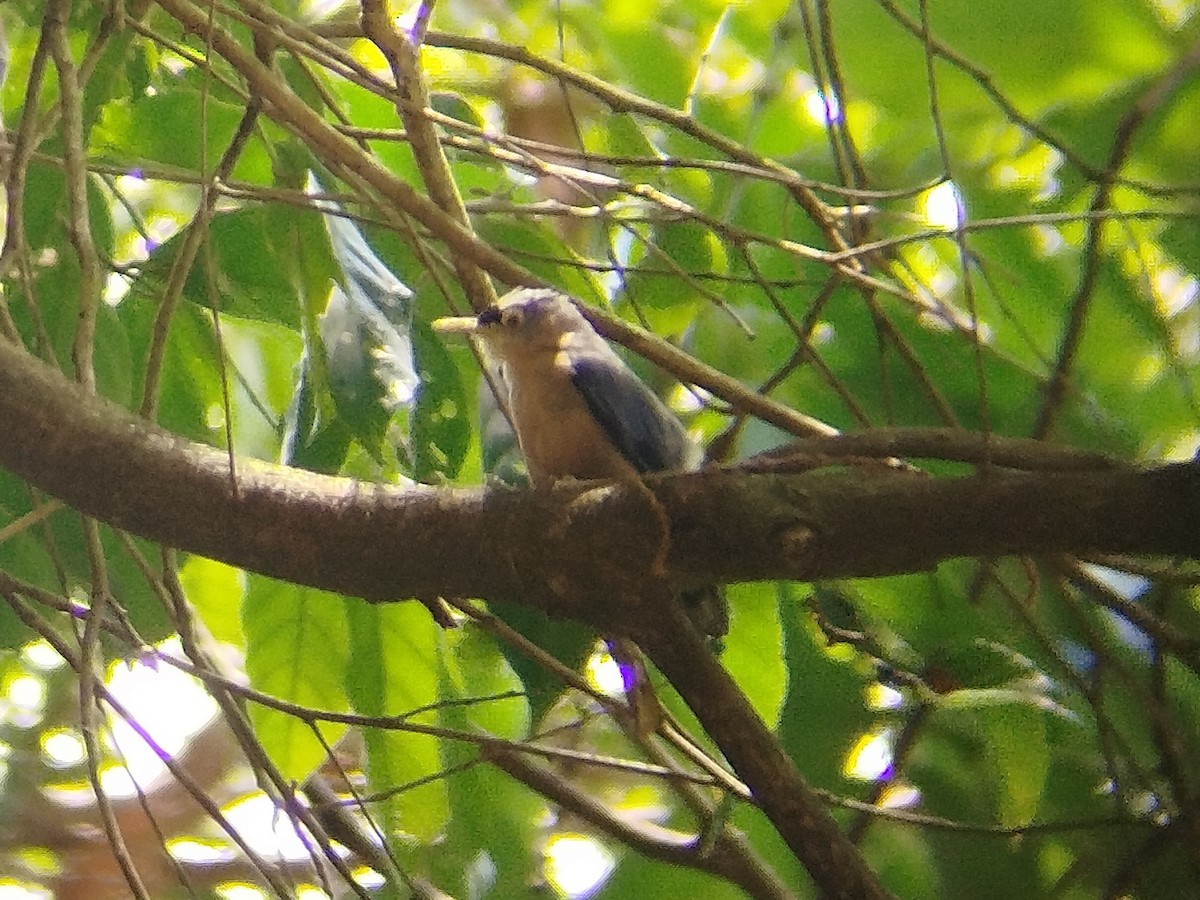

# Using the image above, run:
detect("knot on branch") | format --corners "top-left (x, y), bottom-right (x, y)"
top-left (525, 481), bottom-right (676, 634)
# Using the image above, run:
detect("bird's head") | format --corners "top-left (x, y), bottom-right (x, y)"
top-left (431, 289), bottom-right (593, 361)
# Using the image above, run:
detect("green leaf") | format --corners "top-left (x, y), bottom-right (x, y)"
top-left (0, 469), bottom-right (173, 646)
top-left (344, 600), bottom-right (448, 842)
top-left (845, 568), bottom-right (984, 659)
top-left (603, 113), bottom-right (661, 158)
top-left (475, 217), bottom-right (606, 302)
top-left (434, 755), bottom-right (541, 897)
top-left (433, 626), bottom-right (540, 896)
top-left (621, 220), bottom-right (721, 334)
top-left (178, 557), bottom-right (247, 648)
top-left (440, 625), bottom-right (529, 741)
top-left (936, 688), bottom-right (1051, 828)
top-left (131, 207), bottom-right (311, 329)
top-left (720, 582), bottom-right (785, 727)
top-left (95, 88), bottom-right (270, 181)
top-left (410, 320), bottom-right (473, 482)
top-left (430, 91), bottom-right (486, 129)
top-left (601, 852), bottom-right (745, 899)
top-left (777, 586), bottom-right (874, 790)
top-left (242, 576), bottom-right (350, 781)
top-left (485, 601), bottom-right (595, 724)
top-left (282, 175), bottom-right (420, 468)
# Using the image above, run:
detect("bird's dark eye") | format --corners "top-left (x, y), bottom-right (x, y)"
top-left (478, 307), bottom-right (502, 326)
top-left (499, 306), bottom-right (525, 328)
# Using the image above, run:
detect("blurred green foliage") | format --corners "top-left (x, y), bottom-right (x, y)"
top-left (1, 0), bottom-right (1198, 897)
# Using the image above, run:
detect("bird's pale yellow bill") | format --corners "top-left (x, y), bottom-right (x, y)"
top-left (431, 315), bottom-right (481, 334)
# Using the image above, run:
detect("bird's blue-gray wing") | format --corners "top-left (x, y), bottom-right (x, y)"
top-left (568, 356), bottom-right (688, 473)
top-left (570, 355), bottom-right (729, 637)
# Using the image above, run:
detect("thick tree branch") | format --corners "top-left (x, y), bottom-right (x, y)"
top-left (2, 336), bottom-right (1199, 631)
top-left (634, 600), bottom-right (893, 899)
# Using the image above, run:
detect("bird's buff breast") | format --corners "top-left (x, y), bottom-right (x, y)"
top-left (504, 355), bottom-right (638, 487)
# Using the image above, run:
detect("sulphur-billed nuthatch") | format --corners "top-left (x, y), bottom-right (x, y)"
top-left (433, 288), bottom-right (727, 638)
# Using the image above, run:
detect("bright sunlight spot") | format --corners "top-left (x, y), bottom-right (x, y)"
top-left (106, 640), bottom-right (219, 791)
top-left (20, 641), bottom-right (65, 671)
top-left (215, 884), bottom-right (267, 900)
top-left (4, 675), bottom-right (45, 727)
top-left (1033, 224), bottom-right (1066, 257)
top-left (802, 86), bottom-right (842, 124)
top-left (300, 0), bottom-right (349, 21)
top-left (990, 143), bottom-right (1062, 201)
top-left (843, 729), bottom-right (894, 781)
top-left (1150, 0), bottom-right (1196, 28)
top-left (668, 382), bottom-right (707, 415)
top-left (584, 644), bottom-right (628, 699)
top-left (920, 181), bottom-right (965, 231)
top-left (877, 782), bottom-right (922, 809)
top-left (222, 792), bottom-right (317, 860)
top-left (1161, 429), bottom-right (1200, 461)
top-left (544, 833), bottom-right (615, 899)
top-left (168, 838), bottom-right (234, 865)
top-left (42, 779), bottom-right (94, 808)
top-left (40, 729), bottom-right (86, 768)
top-left (0, 881), bottom-right (52, 900)
top-left (104, 271), bottom-right (132, 305)
top-left (352, 866), bottom-right (386, 890)
top-left (1153, 266), bottom-right (1198, 318)
top-left (98, 762), bottom-right (144, 800)
top-left (6, 674), bottom-right (45, 709)
top-left (866, 683), bottom-right (905, 711)
top-left (1078, 564), bottom-right (1151, 602)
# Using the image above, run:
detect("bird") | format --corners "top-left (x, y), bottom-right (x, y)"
top-left (432, 287), bottom-right (728, 638)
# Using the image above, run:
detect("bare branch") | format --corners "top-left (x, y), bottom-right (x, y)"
top-left (2, 337), bottom-right (1198, 614)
